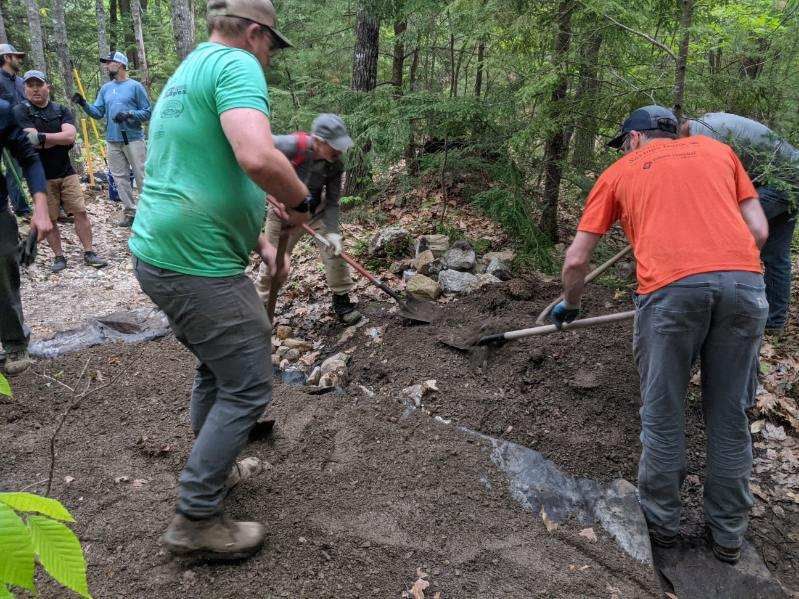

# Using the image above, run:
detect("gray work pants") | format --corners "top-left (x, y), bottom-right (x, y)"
top-left (633, 271), bottom-right (767, 548)
top-left (133, 256), bottom-right (272, 518)
top-left (0, 210), bottom-right (27, 354)
top-left (107, 139), bottom-right (146, 214)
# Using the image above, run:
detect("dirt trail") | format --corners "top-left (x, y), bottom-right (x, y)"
top-left (1, 339), bottom-right (659, 598)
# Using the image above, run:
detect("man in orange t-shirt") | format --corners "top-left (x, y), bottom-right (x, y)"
top-left (552, 105), bottom-right (769, 564)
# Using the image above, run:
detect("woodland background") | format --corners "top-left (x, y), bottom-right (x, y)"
top-left (1, 0), bottom-right (797, 267)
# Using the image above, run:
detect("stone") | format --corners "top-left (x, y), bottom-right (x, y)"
top-left (319, 352), bottom-right (349, 387)
top-left (276, 346), bottom-right (289, 359)
top-left (321, 352), bottom-right (349, 374)
top-left (443, 240), bottom-right (476, 272)
top-left (271, 354), bottom-right (280, 367)
top-left (438, 269), bottom-right (479, 294)
top-left (307, 366), bottom-right (322, 386)
top-left (369, 226), bottom-right (411, 257)
top-left (482, 250), bottom-right (515, 265)
top-left (486, 258), bottom-right (512, 281)
top-left (476, 273), bottom-right (502, 288)
top-left (406, 274), bottom-right (441, 300)
top-left (412, 250), bottom-right (436, 275)
top-left (415, 234), bottom-right (450, 258)
top-left (276, 325), bottom-right (293, 340)
top-left (286, 348), bottom-right (301, 361)
top-left (389, 258), bottom-right (414, 275)
top-left (283, 338), bottom-right (313, 352)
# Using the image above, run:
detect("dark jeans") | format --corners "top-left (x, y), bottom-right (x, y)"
top-left (0, 210), bottom-right (27, 353)
top-left (634, 271), bottom-right (767, 548)
top-left (3, 153), bottom-right (30, 216)
top-left (758, 186), bottom-right (796, 329)
top-left (133, 256), bottom-right (272, 518)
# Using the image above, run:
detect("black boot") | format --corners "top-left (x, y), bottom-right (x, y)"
top-left (332, 293), bottom-right (362, 324)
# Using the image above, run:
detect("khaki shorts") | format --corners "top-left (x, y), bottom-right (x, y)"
top-left (46, 174), bottom-right (85, 221)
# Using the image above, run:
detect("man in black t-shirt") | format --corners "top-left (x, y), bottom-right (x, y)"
top-left (14, 71), bottom-right (106, 272)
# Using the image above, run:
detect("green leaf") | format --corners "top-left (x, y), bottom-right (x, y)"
top-left (0, 374), bottom-right (10, 397)
top-left (27, 516), bottom-right (91, 599)
top-left (0, 584), bottom-right (15, 599)
top-left (0, 503), bottom-right (35, 592)
top-left (0, 494), bottom-right (75, 523)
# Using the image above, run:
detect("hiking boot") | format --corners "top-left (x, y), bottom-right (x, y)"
top-left (648, 527), bottom-right (679, 548)
top-left (225, 457), bottom-right (265, 490)
top-left (160, 513), bottom-right (266, 560)
top-left (116, 211), bottom-right (135, 228)
top-left (705, 526), bottom-right (741, 565)
top-left (332, 293), bottom-right (362, 324)
top-left (51, 255), bottom-right (67, 273)
top-left (4, 349), bottom-right (34, 375)
top-left (83, 251), bottom-right (108, 269)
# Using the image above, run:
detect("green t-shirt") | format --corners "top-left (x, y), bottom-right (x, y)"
top-left (129, 42), bottom-right (270, 277)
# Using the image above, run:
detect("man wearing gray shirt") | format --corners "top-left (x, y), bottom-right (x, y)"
top-left (256, 113), bottom-right (361, 324)
top-left (685, 112), bottom-right (797, 333)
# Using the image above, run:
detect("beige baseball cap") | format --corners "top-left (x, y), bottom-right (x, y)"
top-left (206, 0), bottom-right (292, 48)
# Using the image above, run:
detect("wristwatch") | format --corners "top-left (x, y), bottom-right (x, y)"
top-left (289, 197), bottom-right (313, 213)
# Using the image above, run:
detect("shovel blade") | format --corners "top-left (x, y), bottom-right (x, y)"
top-left (398, 295), bottom-right (437, 324)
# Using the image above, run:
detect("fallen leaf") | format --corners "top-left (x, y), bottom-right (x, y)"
top-left (113, 476), bottom-right (129, 484)
top-left (410, 578), bottom-right (430, 599)
top-left (579, 527), bottom-right (598, 543)
top-left (750, 483), bottom-right (769, 501)
top-left (540, 506), bottom-right (558, 532)
top-left (64, 476), bottom-right (75, 485)
top-left (786, 491), bottom-right (799, 504)
top-left (750, 419), bottom-right (765, 434)
top-left (665, 593), bottom-right (678, 599)
top-left (764, 423), bottom-right (787, 442)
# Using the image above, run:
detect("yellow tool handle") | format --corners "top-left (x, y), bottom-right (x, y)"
top-left (73, 67), bottom-right (106, 160)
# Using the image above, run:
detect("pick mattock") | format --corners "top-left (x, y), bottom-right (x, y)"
top-left (266, 197), bottom-right (436, 324)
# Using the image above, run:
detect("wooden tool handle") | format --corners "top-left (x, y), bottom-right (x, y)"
top-left (535, 245), bottom-right (633, 324)
top-left (500, 310), bottom-right (635, 343)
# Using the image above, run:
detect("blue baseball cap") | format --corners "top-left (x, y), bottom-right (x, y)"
top-left (22, 70), bottom-right (48, 83)
top-left (100, 51), bottom-right (129, 67)
top-left (607, 105), bottom-right (678, 149)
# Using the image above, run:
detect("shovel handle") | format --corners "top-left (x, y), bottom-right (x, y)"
top-left (492, 310), bottom-right (636, 344)
top-left (535, 245), bottom-right (633, 324)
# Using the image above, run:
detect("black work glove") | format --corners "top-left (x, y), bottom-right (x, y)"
top-left (18, 230), bottom-right (37, 267)
top-left (71, 92), bottom-right (86, 107)
top-left (112, 111), bottom-right (132, 124)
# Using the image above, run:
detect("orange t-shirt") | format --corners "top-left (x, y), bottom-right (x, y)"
top-left (578, 136), bottom-right (762, 294)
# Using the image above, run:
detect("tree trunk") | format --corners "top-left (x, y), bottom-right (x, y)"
top-left (391, 20), bottom-right (406, 98)
top-left (52, 0), bottom-right (75, 98)
top-left (118, 0), bottom-right (136, 67)
top-left (131, 0), bottom-right (150, 90)
top-left (570, 29), bottom-right (603, 170)
top-left (672, 0), bottom-right (693, 120)
top-left (109, 0), bottom-right (118, 51)
top-left (346, 3), bottom-right (380, 196)
top-left (448, 33), bottom-right (456, 97)
top-left (405, 46), bottom-right (420, 176)
top-left (474, 41), bottom-right (485, 97)
top-left (351, 5), bottom-right (379, 92)
top-left (0, 1), bottom-right (8, 45)
top-left (24, 0), bottom-right (47, 71)
top-left (97, 0), bottom-right (109, 82)
top-left (538, 0), bottom-right (575, 243)
top-left (170, 0), bottom-right (195, 61)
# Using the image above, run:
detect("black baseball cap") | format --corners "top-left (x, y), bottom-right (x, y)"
top-left (607, 105), bottom-right (678, 149)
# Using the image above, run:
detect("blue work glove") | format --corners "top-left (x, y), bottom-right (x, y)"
top-left (550, 300), bottom-right (580, 329)
top-left (112, 111), bottom-right (132, 123)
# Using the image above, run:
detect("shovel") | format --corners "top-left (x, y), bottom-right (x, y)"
top-left (266, 197), bottom-right (436, 324)
top-left (439, 310), bottom-right (635, 351)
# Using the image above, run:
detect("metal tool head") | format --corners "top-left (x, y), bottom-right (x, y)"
top-left (398, 294), bottom-right (437, 325)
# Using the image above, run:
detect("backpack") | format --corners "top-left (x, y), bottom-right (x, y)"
top-left (21, 101), bottom-right (74, 149)
top-left (291, 131), bottom-right (312, 168)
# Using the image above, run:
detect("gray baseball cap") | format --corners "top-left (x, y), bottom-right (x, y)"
top-left (100, 51), bottom-right (129, 67)
top-left (607, 105), bottom-right (678, 149)
top-left (0, 44), bottom-right (25, 57)
top-left (22, 70), bottom-right (48, 83)
top-left (311, 114), bottom-right (353, 153)
top-left (206, 0), bottom-right (292, 48)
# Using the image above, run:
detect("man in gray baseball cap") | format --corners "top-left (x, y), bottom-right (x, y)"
top-left (0, 43), bottom-right (32, 218)
top-left (256, 113), bottom-right (361, 324)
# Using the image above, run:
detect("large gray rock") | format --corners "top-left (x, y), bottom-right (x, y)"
top-left (412, 250), bottom-right (436, 275)
top-left (438, 269), bottom-right (479, 294)
top-left (406, 274), bottom-right (441, 300)
top-left (319, 352), bottom-right (349, 388)
top-left (369, 226), bottom-right (410, 257)
top-left (443, 240), bottom-right (476, 271)
top-left (415, 234), bottom-right (450, 258)
top-left (486, 258), bottom-right (512, 281)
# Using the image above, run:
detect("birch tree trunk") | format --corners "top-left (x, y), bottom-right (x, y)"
top-left (52, 0), bottom-right (75, 97)
top-left (0, 2), bottom-right (8, 45)
top-left (131, 0), bottom-right (150, 90)
top-left (170, 0), bottom-right (195, 61)
top-left (24, 0), bottom-right (47, 71)
top-left (539, 0), bottom-right (575, 242)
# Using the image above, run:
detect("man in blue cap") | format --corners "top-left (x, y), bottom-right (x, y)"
top-left (255, 113), bottom-right (361, 323)
top-left (552, 105), bottom-right (769, 564)
top-left (0, 43), bottom-right (31, 218)
top-left (72, 51), bottom-right (151, 228)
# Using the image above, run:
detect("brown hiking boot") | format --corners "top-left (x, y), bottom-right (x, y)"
top-left (160, 514), bottom-right (266, 560)
top-left (225, 457), bottom-right (265, 490)
top-left (4, 350), bottom-right (34, 375)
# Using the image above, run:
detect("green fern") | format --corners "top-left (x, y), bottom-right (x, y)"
top-left (0, 493), bottom-right (91, 598)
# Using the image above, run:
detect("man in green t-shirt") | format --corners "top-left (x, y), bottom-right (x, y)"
top-left (129, 0), bottom-right (308, 560)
